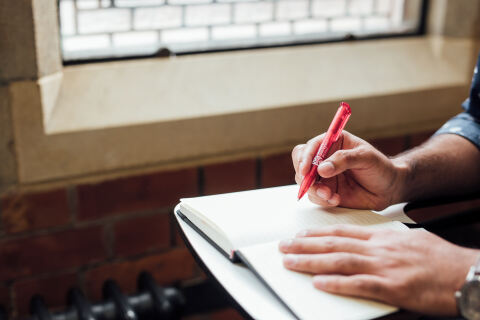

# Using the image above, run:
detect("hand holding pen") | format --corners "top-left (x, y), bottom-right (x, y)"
top-left (293, 103), bottom-right (405, 210)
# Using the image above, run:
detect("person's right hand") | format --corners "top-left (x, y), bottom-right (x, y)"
top-left (292, 131), bottom-right (407, 210)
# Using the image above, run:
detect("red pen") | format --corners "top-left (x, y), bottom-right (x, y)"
top-left (297, 102), bottom-right (352, 200)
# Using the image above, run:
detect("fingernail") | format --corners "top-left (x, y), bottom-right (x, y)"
top-left (279, 239), bottom-right (292, 250)
top-left (283, 254), bottom-right (298, 267)
top-left (318, 161), bottom-right (334, 174)
top-left (327, 194), bottom-right (340, 205)
top-left (316, 189), bottom-right (328, 199)
top-left (327, 198), bottom-right (337, 205)
top-left (299, 160), bottom-right (305, 172)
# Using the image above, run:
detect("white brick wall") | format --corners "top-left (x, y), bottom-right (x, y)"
top-left (259, 22), bottom-right (291, 37)
top-left (235, 2), bottom-right (274, 23)
top-left (60, 0), bottom-right (419, 60)
top-left (113, 31), bottom-right (158, 47)
top-left (59, 0), bottom-right (75, 36)
top-left (63, 34), bottom-right (110, 51)
top-left (312, 0), bottom-right (346, 17)
top-left (331, 17), bottom-right (362, 32)
top-left (78, 9), bottom-right (130, 34)
top-left (134, 6), bottom-right (182, 30)
top-left (162, 27), bottom-right (209, 43)
top-left (348, 0), bottom-right (374, 15)
top-left (294, 19), bottom-right (328, 35)
top-left (185, 4), bottom-right (231, 26)
top-left (212, 24), bottom-right (256, 40)
top-left (277, 0), bottom-right (309, 20)
top-left (116, 0), bottom-right (165, 7)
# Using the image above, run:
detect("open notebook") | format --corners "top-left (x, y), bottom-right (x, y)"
top-left (177, 185), bottom-right (409, 320)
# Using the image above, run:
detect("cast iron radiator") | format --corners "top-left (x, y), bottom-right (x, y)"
top-left (7, 272), bottom-right (232, 320)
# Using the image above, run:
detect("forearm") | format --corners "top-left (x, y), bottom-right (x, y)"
top-left (392, 133), bottom-right (480, 203)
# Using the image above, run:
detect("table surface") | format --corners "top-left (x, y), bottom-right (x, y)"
top-left (174, 203), bottom-right (413, 319)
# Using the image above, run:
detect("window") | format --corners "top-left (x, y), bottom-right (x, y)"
top-left (59, 0), bottom-right (424, 62)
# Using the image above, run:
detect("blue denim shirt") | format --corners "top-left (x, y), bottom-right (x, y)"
top-left (436, 54), bottom-right (480, 149)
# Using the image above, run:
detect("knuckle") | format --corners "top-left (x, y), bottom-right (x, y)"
top-left (303, 257), bottom-right (315, 270)
top-left (295, 174), bottom-right (302, 184)
top-left (308, 193), bottom-right (327, 206)
top-left (333, 254), bottom-right (350, 270)
top-left (292, 144), bottom-right (304, 157)
top-left (353, 278), bottom-right (383, 295)
top-left (352, 278), bottom-right (368, 290)
top-left (386, 280), bottom-right (407, 301)
top-left (322, 238), bottom-right (335, 251)
top-left (330, 225), bottom-right (344, 236)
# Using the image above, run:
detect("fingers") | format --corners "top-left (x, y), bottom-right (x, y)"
top-left (283, 252), bottom-right (376, 275)
top-left (313, 274), bottom-right (389, 301)
top-left (307, 187), bottom-right (340, 207)
top-left (293, 132), bottom-right (377, 183)
top-left (292, 134), bottom-right (325, 177)
top-left (317, 147), bottom-right (377, 179)
top-left (296, 224), bottom-right (375, 240)
top-left (278, 236), bottom-right (370, 255)
top-left (292, 144), bottom-right (306, 176)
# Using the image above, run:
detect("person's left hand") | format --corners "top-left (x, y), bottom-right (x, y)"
top-left (278, 225), bottom-right (479, 316)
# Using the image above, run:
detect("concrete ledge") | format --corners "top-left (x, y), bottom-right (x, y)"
top-left (9, 36), bottom-right (477, 184)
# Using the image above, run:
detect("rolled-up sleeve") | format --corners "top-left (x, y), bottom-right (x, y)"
top-left (435, 53), bottom-right (480, 150)
top-left (435, 113), bottom-right (480, 150)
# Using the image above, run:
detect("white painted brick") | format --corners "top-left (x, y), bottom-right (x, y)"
top-left (115, 0), bottom-right (165, 7)
top-left (312, 0), bottom-right (346, 17)
top-left (162, 27), bottom-right (209, 43)
top-left (76, 0), bottom-right (99, 9)
top-left (185, 4), bottom-right (231, 26)
top-left (169, 0), bottom-right (212, 4)
top-left (348, 0), bottom-right (374, 15)
top-left (212, 24), bottom-right (256, 40)
top-left (330, 17), bottom-right (362, 32)
top-left (234, 2), bottom-right (273, 23)
top-left (217, 0), bottom-right (255, 2)
top-left (277, 0), bottom-right (309, 20)
top-left (365, 16), bottom-right (390, 30)
top-left (78, 9), bottom-right (130, 34)
top-left (112, 31), bottom-right (158, 47)
top-left (62, 34), bottom-right (110, 51)
top-left (134, 6), bottom-right (182, 29)
top-left (375, 0), bottom-right (392, 14)
top-left (59, 0), bottom-right (75, 36)
top-left (294, 19), bottom-right (327, 35)
top-left (101, 0), bottom-right (112, 8)
top-left (259, 22), bottom-right (291, 37)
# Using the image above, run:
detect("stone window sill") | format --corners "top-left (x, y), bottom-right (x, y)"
top-left (9, 36), bottom-right (476, 185)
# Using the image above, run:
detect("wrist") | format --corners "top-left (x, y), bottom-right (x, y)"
top-left (454, 250), bottom-right (480, 318)
top-left (390, 157), bottom-right (411, 204)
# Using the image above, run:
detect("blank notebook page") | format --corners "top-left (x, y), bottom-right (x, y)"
top-left (239, 241), bottom-right (397, 320)
top-left (180, 185), bottom-right (407, 250)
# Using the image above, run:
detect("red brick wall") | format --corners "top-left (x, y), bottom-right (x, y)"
top-left (0, 131), bottom-right (433, 318)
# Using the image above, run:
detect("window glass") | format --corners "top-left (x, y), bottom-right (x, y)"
top-left (59, 0), bottom-right (424, 61)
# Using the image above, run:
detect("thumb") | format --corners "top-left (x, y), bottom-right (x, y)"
top-left (317, 148), bottom-right (376, 178)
